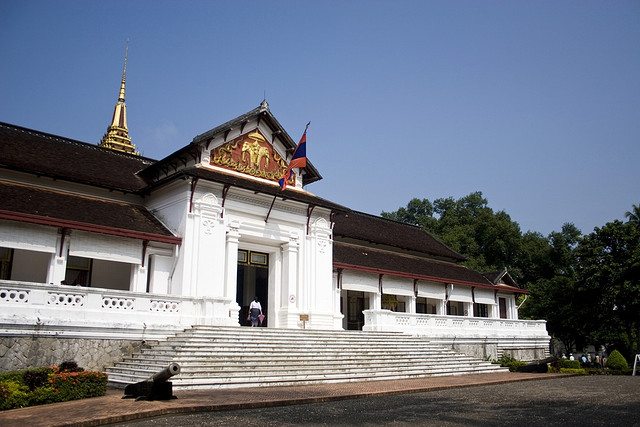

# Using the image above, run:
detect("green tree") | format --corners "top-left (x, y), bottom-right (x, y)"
top-left (625, 203), bottom-right (640, 225)
top-left (520, 276), bottom-right (582, 352)
top-left (574, 220), bottom-right (640, 360)
top-left (383, 192), bottom-right (524, 277)
top-left (381, 198), bottom-right (437, 231)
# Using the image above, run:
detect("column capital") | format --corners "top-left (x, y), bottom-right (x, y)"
top-left (226, 221), bottom-right (241, 241)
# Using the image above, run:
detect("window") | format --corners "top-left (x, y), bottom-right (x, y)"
top-left (0, 247), bottom-right (13, 280)
top-left (474, 303), bottom-right (489, 318)
top-left (64, 256), bottom-right (92, 286)
top-left (382, 294), bottom-right (399, 311)
top-left (238, 250), bottom-right (268, 268)
top-left (499, 298), bottom-right (508, 319)
top-left (416, 297), bottom-right (438, 314)
top-left (447, 301), bottom-right (464, 315)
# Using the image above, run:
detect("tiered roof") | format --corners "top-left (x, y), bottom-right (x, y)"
top-left (0, 105), bottom-right (523, 293)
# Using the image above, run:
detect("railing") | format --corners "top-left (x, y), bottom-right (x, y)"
top-left (362, 309), bottom-right (549, 339)
top-left (0, 280), bottom-right (238, 332)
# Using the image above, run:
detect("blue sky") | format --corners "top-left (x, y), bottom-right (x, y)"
top-left (1, 1), bottom-right (638, 236)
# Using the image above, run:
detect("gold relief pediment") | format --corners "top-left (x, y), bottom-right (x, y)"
top-left (210, 130), bottom-right (292, 183)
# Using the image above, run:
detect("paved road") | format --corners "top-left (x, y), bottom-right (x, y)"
top-left (113, 376), bottom-right (639, 426)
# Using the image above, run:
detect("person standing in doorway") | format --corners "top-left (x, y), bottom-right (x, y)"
top-left (249, 297), bottom-right (262, 327)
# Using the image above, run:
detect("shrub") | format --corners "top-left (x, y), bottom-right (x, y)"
top-left (27, 387), bottom-right (58, 406)
top-left (22, 367), bottom-right (54, 391)
top-left (606, 350), bottom-right (629, 371)
top-left (49, 371), bottom-right (108, 401)
top-left (559, 359), bottom-right (581, 369)
top-left (559, 368), bottom-right (587, 375)
top-left (0, 381), bottom-right (29, 410)
top-left (58, 361), bottom-right (83, 373)
top-left (0, 366), bottom-right (107, 411)
top-left (495, 354), bottom-right (527, 372)
top-left (0, 370), bottom-right (25, 383)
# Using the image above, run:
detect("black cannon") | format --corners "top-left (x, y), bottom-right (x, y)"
top-left (123, 362), bottom-right (181, 401)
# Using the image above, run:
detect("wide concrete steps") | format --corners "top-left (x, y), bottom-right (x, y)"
top-left (107, 326), bottom-right (507, 389)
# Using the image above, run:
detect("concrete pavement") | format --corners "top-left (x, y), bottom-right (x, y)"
top-left (0, 372), bottom-right (568, 427)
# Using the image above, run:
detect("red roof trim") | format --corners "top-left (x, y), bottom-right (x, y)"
top-left (496, 283), bottom-right (528, 294)
top-left (333, 262), bottom-right (527, 293)
top-left (0, 210), bottom-right (182, 245)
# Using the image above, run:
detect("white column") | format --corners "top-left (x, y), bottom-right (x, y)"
top-left (224, 221), bottom-right (240, 301)
top-left (408, 295), bottom-right (417, 314)
top-left (277, 234), bottom-right (300, 328)
top-left (488, 304), bottom-right (497, 319)
top-left (370, 292), bottom-right (382, 310)
top-left (465, 302), bottom-right (474, 317)
top-left (130, 264), bottom-right (147, 293)
top-left (46, 231), bottom-right (68, 286)
top-left (437, 299), bottom-right (446, 315)
top-left (192, 193), bottom-right (225, 298)
top-left (281, 236), bottom-right (299, 311)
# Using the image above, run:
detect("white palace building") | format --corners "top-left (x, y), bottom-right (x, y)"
top-left (0, 62), bottom-right (550, 375)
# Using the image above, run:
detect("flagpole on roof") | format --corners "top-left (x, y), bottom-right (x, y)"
top-left (279, 122), bottom-right (310, 191)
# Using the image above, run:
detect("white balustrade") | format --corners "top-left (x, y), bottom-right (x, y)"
top-left (362, 309), bottom-right (549, 340)
top-left (0, 280), bottom-right (237, 330)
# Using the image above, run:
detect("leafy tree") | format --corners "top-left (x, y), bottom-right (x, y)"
top-left (381, 198), bottom-right (437, 231)
top-left (574, 220), bottom-right (640, 360)
top-left (383, 192), bottom-right (524, 278)
top-left (515, 231), bottom-right (553, 285)
top-left (520, 276), bottom-right (582, 352)
top-left (384, 197), bottom-right (640, 359)
top-left (547, 223), bottom-right (581, 277)
top-left (625, 203), bottom-right (640, 225)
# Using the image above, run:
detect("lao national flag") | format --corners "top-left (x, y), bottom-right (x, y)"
top-left (279, 123), bottom-right (309, 190)
top-left (278, 169), bottom-right (293, 190)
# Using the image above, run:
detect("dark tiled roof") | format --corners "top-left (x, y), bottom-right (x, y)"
top-left (156, 167), bottom-right (349, 212)
top-left (0, 181), bottom-right (178, 243)
top-left (483, 270), bottom-right (505, 284)
top-left (140, 104), bottom-right (322, 186)
top-left (484, 269), bottom-right (521, 289)
top-left (0, 122), bottom-right (153, 192)
top-left (333, 211), bottom-right (466, 261)
top-left (334, 242), bottom-right (493, 288)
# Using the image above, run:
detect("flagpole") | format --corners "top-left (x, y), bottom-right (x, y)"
top-left (279, 122), bottom-right (310, 191)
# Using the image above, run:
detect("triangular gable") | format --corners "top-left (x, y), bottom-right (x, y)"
top-left (138, 103), bottom-right (322, 186)
top-left (210, 129), bottom-right (294, 185)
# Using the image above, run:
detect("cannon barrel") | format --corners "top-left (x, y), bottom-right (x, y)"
top-left (149, 362), bottom-right (181, 383)
top-left (123, 362), bottom-right (181, 400)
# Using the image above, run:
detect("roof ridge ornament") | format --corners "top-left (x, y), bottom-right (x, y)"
top-left (259, 99), bottom-right (269, 112)
top-left (99, 39), bottom-right (139, 156)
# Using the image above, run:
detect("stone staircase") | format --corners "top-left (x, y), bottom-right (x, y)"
top-left (106, 326), bottom-right (508, 389)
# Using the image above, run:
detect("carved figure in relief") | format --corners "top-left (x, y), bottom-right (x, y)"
top-left (211, 131), bottom-right (289, 181)
top-left (241, 140), bottom-right (270, 169)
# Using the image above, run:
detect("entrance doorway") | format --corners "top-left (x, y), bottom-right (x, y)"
top-left (237, 250), bottom-right (269, 327)
top-left (344, 290), bottom-right (368, 330)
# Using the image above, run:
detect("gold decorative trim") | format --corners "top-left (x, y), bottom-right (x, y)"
top-left (211, 130), bottom-right (293, 184)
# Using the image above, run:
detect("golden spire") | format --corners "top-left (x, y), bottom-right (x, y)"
top-left (99, 42), bottom-right (139, 155)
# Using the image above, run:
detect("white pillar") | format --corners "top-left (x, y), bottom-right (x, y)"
top-left (190, 193), bottom-right (225, 298)
top-left (279, 235), bottom-right (300, 328)
top-left (46, 231), bottom-right (68, 286)
top-left (371, 292), bottom-right (381, 310)
top-left (130, 264), bottom-right (147, 293)
top-left (224, 221), bottom-right (240, 302)
top-left (465, 302), bottom-right (474, 317)
top-left (408, 295), bottom-right (417, 314)
top-left (437, 299), bottom-right (446, 315)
